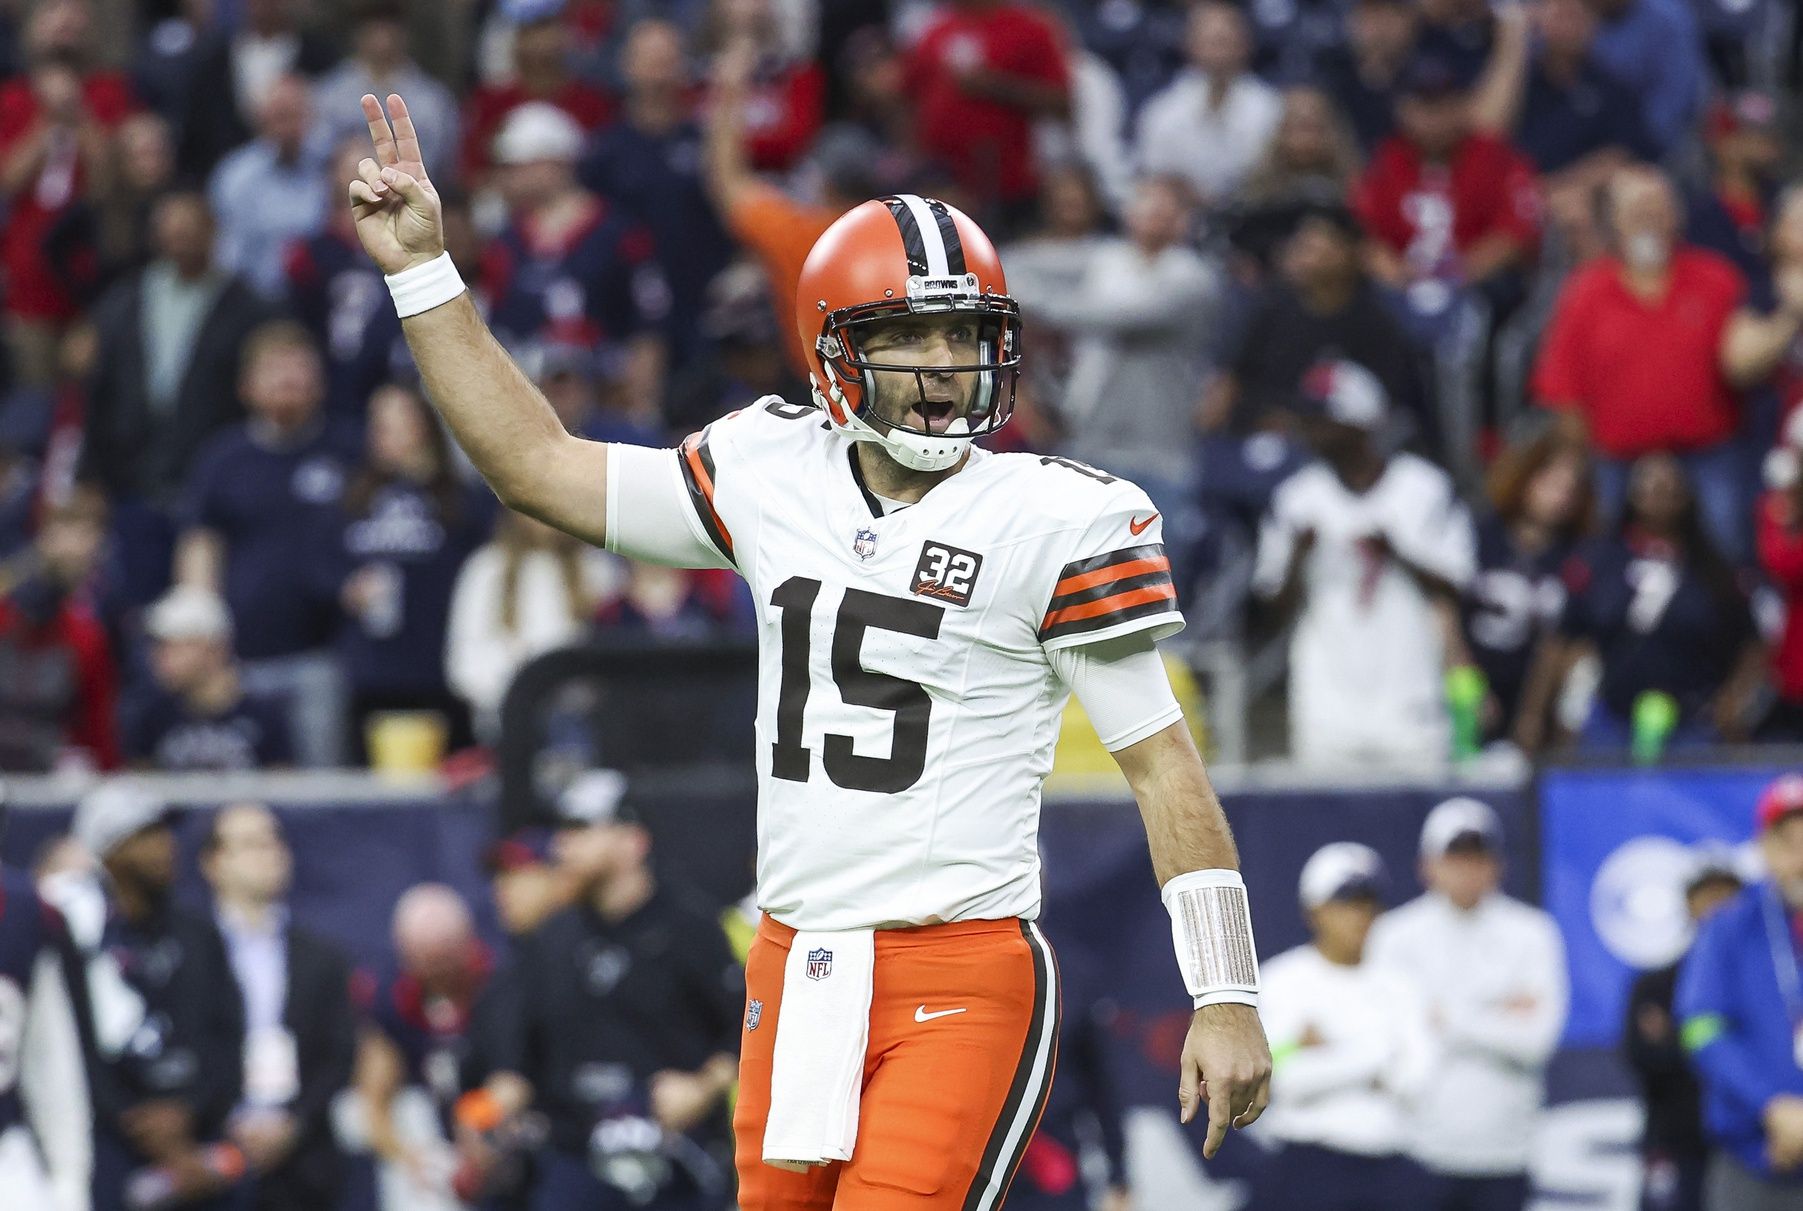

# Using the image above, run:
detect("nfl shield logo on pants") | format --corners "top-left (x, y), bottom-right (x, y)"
top-left (746, 999), bottom-right (763, 1031)
top-left (806, 948), bottom-right (834, 981)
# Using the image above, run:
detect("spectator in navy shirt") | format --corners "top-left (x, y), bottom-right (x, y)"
top-left (336, 384), bottom-right (491, 759)
top-left (1686, 91), bottom-right (1784, 298)
top-left (579, 17), bottom-right (731, 364)
top-left (1481, 0), bottom-right (1652, 183)
top-left (1457, 430), bottom-right (1593, 747)
top-left (176, 322), bottom-right (361, 767)
top-left (482, 101), bottom-right (671, 414)
top-left (1587, 0), bottom-right (1705, 157)
top-left (123, 585), bottom-right (293, 772)
top-left (354, 884), bottom-right (500, 1207)
top-left (1521, 453), bottom-right (1765, 754)
top-left (1311, 0), bottom-right (1417, 152)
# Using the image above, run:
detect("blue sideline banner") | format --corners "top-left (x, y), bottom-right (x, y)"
top-left (1540, 764), bottom-right (1791, 1049)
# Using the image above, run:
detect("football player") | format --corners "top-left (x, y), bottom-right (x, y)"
top-left (0, 805), bottom-right (91, 1210)
top-left (348, 93), bottom-right (1270, 1210)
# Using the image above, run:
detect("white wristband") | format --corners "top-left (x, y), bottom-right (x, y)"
top-left (1162, 869), bottom-right (1260, 1010)
top-left (385, 251), bottom-right (466, 318)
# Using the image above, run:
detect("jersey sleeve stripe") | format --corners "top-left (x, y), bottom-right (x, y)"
top-left (1039, 593), bottom-right (1181, 643)
top-left (1052, 554), bottom-right (1170, 599)
top-left (1041, 582), bottom-right (1178, 631)
top-left (1046, 568), bottom-right (1174, 614)
top-left (1055, 543), bottom-right (1165, 582)
top-left (677, 428), bottom-right (735, 563)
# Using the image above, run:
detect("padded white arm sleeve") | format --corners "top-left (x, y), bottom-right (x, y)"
top-left (604, 443), bottom-right (734, 570)
top-left (1047, 633), bottom-right (1185, 751)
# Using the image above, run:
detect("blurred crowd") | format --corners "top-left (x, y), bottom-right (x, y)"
top-left (1, 0), bottom-right (1803, 776)
top-left (25, 774), bottom-right (1803, 1211)
top-left (6, 773), bottom-right (751, 1211)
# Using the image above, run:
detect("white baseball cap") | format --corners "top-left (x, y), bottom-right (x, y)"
top-left (1299, 841), bottom-right (1388, 910)
top-left (493, 102), bottom-right (584, 166)
top-left (1300, 359), bottom-right (1389, 431)
top-left (556, 768), bottom-right (632, 827)
top-left (145, 585), bottom-right (232, 642)
top-left (74, 781), bottom-right (172, 859)
top-left (1419, 796), bottom-right (1503, 860)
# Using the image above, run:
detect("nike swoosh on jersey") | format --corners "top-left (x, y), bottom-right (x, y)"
top-left (914, 1005), bottom-right (968, 1023)
top-left (1129, 513), bottom-right (1159, 536)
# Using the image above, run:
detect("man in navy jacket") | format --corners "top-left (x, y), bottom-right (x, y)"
top-left (1678, 774), bottom-right (1803, 1210)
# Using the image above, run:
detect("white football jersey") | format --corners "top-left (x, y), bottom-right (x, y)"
top-left (607, 398), bottom-right (1185, 931)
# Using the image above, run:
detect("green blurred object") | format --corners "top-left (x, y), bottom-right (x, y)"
top-left (1446, 664), bottom-right (1488, 761)
top-left (1631, 690), bottom-right (1680, 764)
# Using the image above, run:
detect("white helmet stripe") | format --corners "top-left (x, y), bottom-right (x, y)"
top-left (896, 193), bottom-right (950, 277)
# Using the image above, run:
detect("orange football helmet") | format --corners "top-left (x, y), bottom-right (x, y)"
top-left (794, 195), bottom-right (1021, 471)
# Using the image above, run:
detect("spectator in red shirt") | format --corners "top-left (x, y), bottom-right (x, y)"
top-left (0, 0), bottom-right (136, 386)
top-left (1757, 186), bottom-right (1803, 431)
top-left (697, 0), bottom-right (826, 173)
top-left (459, 6), bottom-right (614, 188)
top-left (904, 0), bottom-right (1070, 232)
top-left (1355, 53), bottom-right (1539, 334)
top-left (0, 490), bottom-right (120, 771)
top-left (1532, 165), bottom-right (1797, 562)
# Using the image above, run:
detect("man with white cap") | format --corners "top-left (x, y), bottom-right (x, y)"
top-left (0, 790), bottom-right (92, 1210)
top-left (1254, 841), bottom-right (1435, 1209)
top-left (1252, 358), bottom-right (1476, 768)
top-left (1366, 796), bottom-right (1568, 1211)
top-left (55, 781), bottom-right (248, 1209)
top-left (483, 100), bottom-right (670, 408)
top-left (122, 585), bottom-right (294, 772)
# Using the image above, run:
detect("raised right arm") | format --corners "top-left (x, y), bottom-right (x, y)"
top-left (398, 295), bottom-right (609, 545)
top-left (348, 93), bottom-right (609, 545)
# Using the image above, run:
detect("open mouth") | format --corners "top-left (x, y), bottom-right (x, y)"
top-left (910, 399), bottom-right (957, 433)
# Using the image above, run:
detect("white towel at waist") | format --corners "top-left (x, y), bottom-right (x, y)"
top-left (762, 928), bottom-right (876, 1170)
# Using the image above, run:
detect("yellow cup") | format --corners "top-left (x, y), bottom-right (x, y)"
top-left (366, 711), bottom-right (448, 774)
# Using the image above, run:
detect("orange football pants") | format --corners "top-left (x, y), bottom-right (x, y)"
top-left (734, 915), bottom-right (1061, 1211)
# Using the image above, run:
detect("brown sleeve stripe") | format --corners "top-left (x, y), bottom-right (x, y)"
top-left (677, 427), bottom-right (734, 563)
top-left (1045, 567), bottom-right (1175, 616)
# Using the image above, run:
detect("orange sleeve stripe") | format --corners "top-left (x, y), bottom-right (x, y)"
top-left (1041, 582), bottom-right (1177, 629)
top-left (1053, 555), bottom-right (1170, 597)
top-left (680, 433), bottom-right (735, 558)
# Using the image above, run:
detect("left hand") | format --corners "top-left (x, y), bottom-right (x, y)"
top-left (121, 1099), bottom-right (195, 1161)
top-left (1179, 1003), bottom-right (1271, 1158)
top-left (1098, 1186), bottom-right (1133, 1211)
top-left (231, 1111), bottom-right (299, 1173)
top-left (1711, 685), bottom-right (1753, 742)
top-left (649, 1069), bottom-right (724, 1135)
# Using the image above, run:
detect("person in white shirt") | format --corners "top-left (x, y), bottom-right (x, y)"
top-left (1011, 174), bottom-right (1221, 509)
top-left (1256, 842), bottom-right (1436, 1210)
top-left (444, 507), bottom-right (622, 738)
top-left (1133, 1), bottom-right (1282, 205)
top-left (1253, 359), bottom-right (1477, 768)
top-left (1366, 797), bottom-right (1569, 1211)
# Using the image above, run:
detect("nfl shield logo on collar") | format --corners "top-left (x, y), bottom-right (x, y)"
top-left (853, 528), bottom-right (879, 561)
top-left (806, 948), bottom-right (834, 980)
top-left (746, 999), bottom-right (763, 1031)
